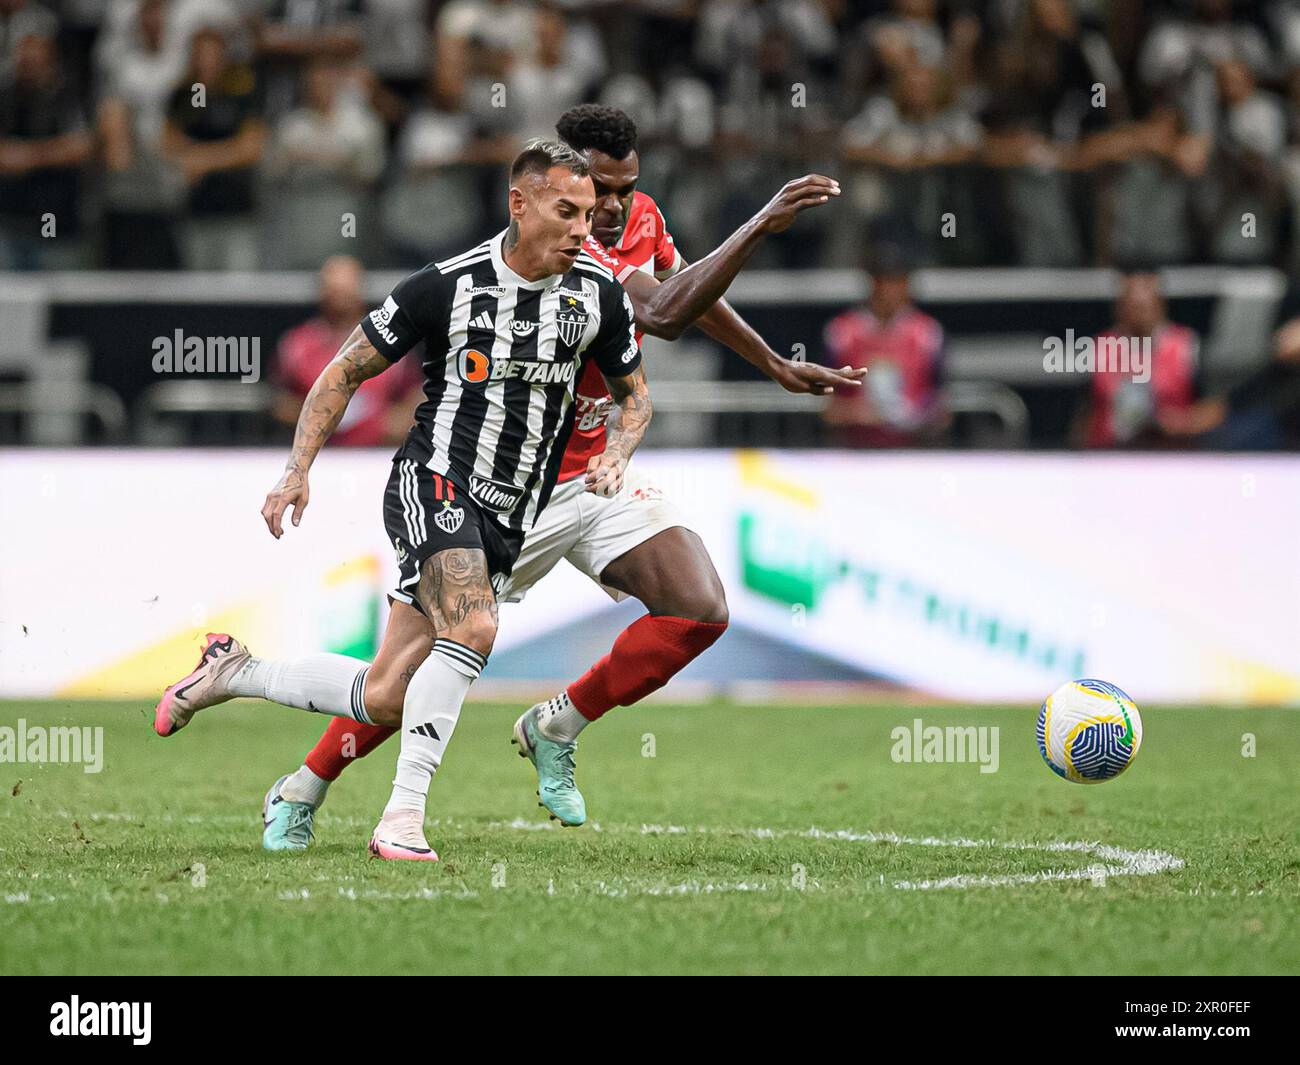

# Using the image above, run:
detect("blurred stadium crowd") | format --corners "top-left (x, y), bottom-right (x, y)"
top-left (6, 0), bottom-right (1300, 272)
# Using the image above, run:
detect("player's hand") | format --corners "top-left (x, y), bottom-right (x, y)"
top-left (585, 452), bottom-right (625, 498)
top-left (262, 467), bottom-right (310, 538)
top-left (775, 359), bottom-right (867, 396)
top-left (758, 175), bottom-right (840, 234)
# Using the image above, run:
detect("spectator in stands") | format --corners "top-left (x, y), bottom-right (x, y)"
top-left (1158, 315), bottom-right (1300, 450)
top-left (0, 0), bottom-right (58, 82)
top-left (1079, 271), bottom-right (1200, 448)
top-left (255, 0), bottom-right (363, 117)
top-left (2, 0), bottom-right (1299, 279)
top-left (696, 0), bottom-right (839, 90)
top-left (839, 0), bottom-right (981, 114)
top-left (709, 6), bottom-right (836, 159)
top-left (96, 0), bottom-right (228, 267)
top-left (93, 0), bottom-right (250, 269)
top-left (711, 13), bottom-right (839, 268)
top-left (0, 31), bottom-right (94, 269)
top-left (381, 78), bottom-right (509, 265)
top-left (860, 0), bottom-right (948, 76)
top-left (162, 27), bottom-right (265, 270)
top-left (257, 0), bottom-right (362, 60)
top-left (980, 0), bottom-right (1126, 266)
top-left (1139, 0), bottom-right (1274, 138)
top-left (360, 0), bottom-right (433, 135)
top-left (510, 5), bottom-right (602, 143)
top-left (1099, 101), bottom-right (1208, 267)
top-left (458, 30), bottom-right (521, 141)
top-left (263, 57), bottom-right (385, 267)
top-left (96, 0), bottom-right (245, 100)
top-left (433, 0), bottom-right (536, 106)
top-left (1200, 57), bottom-right (1286, 263)
top-left (273, 255), bottom-right (421, 445)
top-left (843, 63), bottom-right (982, 172)
top-left (841, 62), bottom-right (980, 265)
top-left (96, 0), bottom-right (188, 149)
top-left (822, 244), bottom-right (947, 448)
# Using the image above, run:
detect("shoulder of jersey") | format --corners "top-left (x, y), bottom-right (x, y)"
top-left (629, 189), bottom-right (661, 221)
top-left (572, 244), bottom-right (617, 284)
top-left (432, 238), bottom-right (494, 275)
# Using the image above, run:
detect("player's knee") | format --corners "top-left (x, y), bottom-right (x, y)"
top-left (669, 585), bottom-right (729, 627)
top-left (697, 587), bottom-right (729, 628)
top-left (451, 611), bottom-right (497, 659)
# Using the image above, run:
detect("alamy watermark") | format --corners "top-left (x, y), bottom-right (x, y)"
top-left (50, 997), bottom-right (151, 1045)
top-left (152, 329), bottom-right (261, 383)
top-left (890, 718), bottom-right (999, 774)
top-left (0, 718), bottom-right (104, 773)
top-left (1043, 330), bottom-right (1150, 384)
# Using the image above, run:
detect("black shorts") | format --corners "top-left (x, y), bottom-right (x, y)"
top-left (383, 458), bottom-right (524, 616)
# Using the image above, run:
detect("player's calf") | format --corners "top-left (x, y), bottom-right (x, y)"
top-left (383, 548), bottom-right (497, 827)
top-left (556, 528), bottom-right (729, 729)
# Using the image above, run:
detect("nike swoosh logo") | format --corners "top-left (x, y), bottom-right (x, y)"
top-left (173, 679), bottom-right (201, 703)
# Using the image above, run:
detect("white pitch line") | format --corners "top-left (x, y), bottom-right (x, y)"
top-left (31, 812), bottom-right (1185, 891)
top-left (631, 823), bottom-right (1184, 890)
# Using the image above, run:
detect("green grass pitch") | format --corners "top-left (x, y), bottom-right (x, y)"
top-left (1, 698), bottom-right (1296, 975)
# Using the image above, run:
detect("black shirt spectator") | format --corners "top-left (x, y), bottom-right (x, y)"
top-left (0, 32), bottom-right (91, 236)
top-left (163, 29), bottom-right (264, 216)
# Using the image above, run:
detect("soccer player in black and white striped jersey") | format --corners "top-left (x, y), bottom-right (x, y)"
top-left (155, 141), bottom-right (648, 860)
top-left (153, 138), bottom-right (844, 858)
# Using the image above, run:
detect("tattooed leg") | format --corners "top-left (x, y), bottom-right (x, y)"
top-left (384, 548), bottom-right (498, 820)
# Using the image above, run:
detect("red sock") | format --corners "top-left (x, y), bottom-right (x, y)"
top-left (566, 614), bottom-right (726, 720)
top-left (304, 717), bottom-right (397, 781)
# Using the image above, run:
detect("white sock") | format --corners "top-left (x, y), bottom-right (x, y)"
top-left (229, 654), bottom-right (372, 723)
top-left (535, 690), bottom-right (589, 743)
top-left (280, 764), bottom-right (330, 808)
top-left (384, 639), bottom-right (486, 819)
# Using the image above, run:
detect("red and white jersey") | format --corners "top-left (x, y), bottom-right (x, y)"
top-left (559, 191), bottom-right (682, 483)
top-left (1085, 323), bottom-right (1198, 447)
top-left (823, 305), bottom-right (944, 447)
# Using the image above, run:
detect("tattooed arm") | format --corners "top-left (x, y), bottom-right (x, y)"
top-left (261, 326), bottom-right (392, 538)
top-left (586, 364), bottom-right (651, 497)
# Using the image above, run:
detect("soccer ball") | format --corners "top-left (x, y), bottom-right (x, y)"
top-left (1036, 679), bottom-right (1142, 784)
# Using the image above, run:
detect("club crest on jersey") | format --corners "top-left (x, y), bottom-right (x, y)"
top-left (434, 501), bottom-right (464, 534)
top-left (556, 295), bottom-right (589, 348)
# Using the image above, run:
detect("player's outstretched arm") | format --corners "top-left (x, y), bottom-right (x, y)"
top-left (261, 327), bottom-right (391, 538)
top-left (695, 291), bottom-right (867, 396)
top-left (586, 364), bottom-right (651, 497)
top-left (645, 262), bottom-right (867, 396)
top-left (623, 175), bottom-right (839, 342)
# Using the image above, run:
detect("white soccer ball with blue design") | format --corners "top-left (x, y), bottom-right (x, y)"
top-left (1037, 679), bottom-right (1142, 783)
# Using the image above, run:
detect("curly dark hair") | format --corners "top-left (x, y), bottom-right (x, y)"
top-left (555, 104), bottom-right (638, 160)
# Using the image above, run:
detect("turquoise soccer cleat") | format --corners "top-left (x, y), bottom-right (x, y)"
top-left (512, 704), bottom-right (586, 827)
top-left (261, 775), bottom-right (316, 852)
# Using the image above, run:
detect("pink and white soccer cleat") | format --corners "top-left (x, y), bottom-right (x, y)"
top-left (368, 809), bottom-right (440, 862)
top-left (153, 632), bottom-right (251, 737)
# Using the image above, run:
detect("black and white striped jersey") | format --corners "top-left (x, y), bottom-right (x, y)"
top-left (359, 229), bottom-right (641, 532)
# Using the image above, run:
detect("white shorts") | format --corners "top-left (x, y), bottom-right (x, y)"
top-left (500, 464), bottom-right (690, 603)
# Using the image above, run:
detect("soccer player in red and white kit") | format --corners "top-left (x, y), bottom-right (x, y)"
top-left (156, 106), bottom-right (863, 851)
